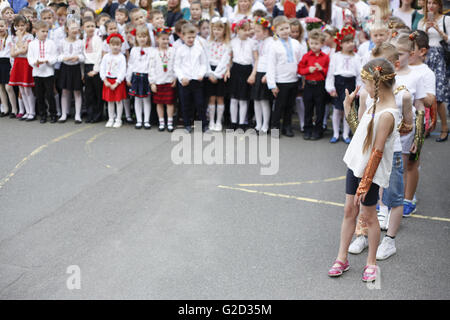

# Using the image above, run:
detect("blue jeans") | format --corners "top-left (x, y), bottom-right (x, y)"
top-left (382, 152), bottom-right (404, 208)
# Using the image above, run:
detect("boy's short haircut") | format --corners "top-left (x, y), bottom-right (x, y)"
top-left (308, 29), bottom-right (325, 42)
top-left (1, 6), bottom-right (14, 15)
top-left (20, 7), bottom-right (36, 17)
top-left (252, 9), bottom-right (267, 18)
top-left (371, 42), bottom-right (399, 64)
top-left (175, 19), bottom-right (189, 34)
top-left (40, 8), bottom-right (55, 18)
top-left (410, 30), bottom-right (429, 50)
top-left (272, 15), bottom-right (289, 30)
top-left (34, 20), bottom-right (50, 30)
top-left (116, 7), bottom-right (129, 17)
top-left (369, 20), bottom-right (389, 32)
top-left (129, 7), bottom-right (143, 18)
top-left (56, 6), bottom-right (68, 16)
top-left (148, 9), bottom-right (163, 21)
top-left (182, 23), bottom-right (197, 35)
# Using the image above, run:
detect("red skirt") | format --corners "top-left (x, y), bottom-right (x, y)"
top-left (9, 57), bottom-right (34, 87)
top-left (102, 78), bottom-right (127, 102)
top-left (153, 83), bottom-right (176, 105)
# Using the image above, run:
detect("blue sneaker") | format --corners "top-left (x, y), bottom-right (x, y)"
top-left (329, 136), bottom-right (338, 143)
top-left (403, 200), bottom-right (416, 218)
top-left (376, 203), bottom-right (380, 212)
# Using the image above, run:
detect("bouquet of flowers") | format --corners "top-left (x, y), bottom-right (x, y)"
top-left (152, 1), bottom-right (168, 17)
top-left (305, 17), bottom-right (325, 31)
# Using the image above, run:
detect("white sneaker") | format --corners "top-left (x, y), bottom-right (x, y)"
top-left (215, 122), bottom-right (222, 131)
top-left (113, 119), bottom-right (122, 128)
top-left (348, 236), bottom-right (368, 254)
top-left (209, 122), bottom-right (215, 131)
top-left (378, 206), bottom-right (390, 231)
top-left (376, 236), bottom-right (396, 260)
top-left (105, 119), bottom-right (114, 127)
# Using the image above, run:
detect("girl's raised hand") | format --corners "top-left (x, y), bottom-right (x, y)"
top-left (343, 85), bottom-right (360, 112)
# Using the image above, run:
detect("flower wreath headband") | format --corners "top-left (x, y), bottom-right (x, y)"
top-left (254, 17), bottom-right (271, 29)
top-left (153, 27), bottom-right (173, 36)
top-left (360, 66), bottom-right (396, 82)
top-left (231, 19), bottom-right (251, 33)
top-left (106, 33), bottom-right (124, 44)
top-left (334, 25), bottom-right (355, 46)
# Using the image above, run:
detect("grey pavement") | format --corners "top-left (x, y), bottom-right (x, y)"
top-left (0, 117), bottom-right (449, 299)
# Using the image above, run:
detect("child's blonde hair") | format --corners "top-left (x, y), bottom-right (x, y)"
top-left (371, 42), bottom-right (399, 64)
top-left (308, 29), bottom-right (325, 42)
top-left (210, 17), bottom-right (231, 43)
top-left (289, 18), bottom-right (304, 42)
top-left (135, 25), bottom-right (151, 47)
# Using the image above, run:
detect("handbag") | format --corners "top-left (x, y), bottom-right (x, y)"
top-left (439, 15), bottom-right (450, 65)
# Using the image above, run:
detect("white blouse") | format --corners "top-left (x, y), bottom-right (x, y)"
top-left (206, 40), bottom-right (231, 79)
top-left (58, 38), bottom-right (85, 65)
top-left (408, 63), bottom-right (436, 96)
top-left (0, 35), bottom-right (12, 58)
top-left (100, 52), bottom-right (127, 82)
top-left (325, 52), bottom-right (362, 93)
top-left (83, 35), bottom-right (103, 72)
top-left (230, 37), bottom-right (256, 66)
top-left (173, 42), bottom-right (208, 81)
top-left (126, 46), bottom-right (152, 82)
top-left (418, 15), bottom-right (450, 47)
top-left (255, 37), bottom-right (274, 73)
top-left (27, 39), bottom-right (58, 77)
top-left (148, 46), bottom-right (176, 85)
top-left (11, 33), bottom-right (34, 58)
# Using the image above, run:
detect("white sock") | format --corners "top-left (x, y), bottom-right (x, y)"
top-left (108, 102), bottom-right (115, 120)
top-left (143, 97), bottom-right (151, 123)
top-left (254, 100), bottom-right (262, 131)
top-left (295, 97), bottom-right (305, 130)
top-left (18, 97), bottom-right (25, 114)
top-left (238, 100), bottom-right (248, 125)
top-left (208, 104), bottom-right (215, 125)
top-left (74, 90), bottom-right (82, 121)
top-left (230, 98), bottom-right (238, 124)
top-left (123, 98), bottom-right (131, 119)
top-left (135, 97), bottom-right (143, 123)
top-left (159, 117), bottom-right (164, 126)
top-left (167, 117), bottom-right (173, 127)
top-left (261, 100), bottom-right (271, 132)
top-left (216, 104), bottom-right (224, 126)
top-left (60, 90), bottom-right (70, 120)
top-left (332, 108), bottom-right (342, 139)
top-left (343, 116), bottom-right (350, 139)
top-left (115, 100), bottom-right (124, 121)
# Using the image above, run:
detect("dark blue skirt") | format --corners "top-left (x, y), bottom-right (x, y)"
top-left (334, 75), bottom-right (356, 110)
top-left (0, 58), bottom-right (11, 84)
top-left (129, 73), bottom-right (150, 98)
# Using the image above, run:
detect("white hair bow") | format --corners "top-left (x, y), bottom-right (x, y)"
top-left (211, 17), bottom-right (228, 24)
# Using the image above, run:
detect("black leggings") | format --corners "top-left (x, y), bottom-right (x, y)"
top-left (345, 169), bottom-right (380, 206)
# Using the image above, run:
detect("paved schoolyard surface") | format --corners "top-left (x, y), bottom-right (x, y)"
top-left (0, 116), bottom-right (449, 299)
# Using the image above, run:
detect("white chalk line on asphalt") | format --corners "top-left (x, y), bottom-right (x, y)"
top-left (236, 176), bottom-right (346, 187)
top-left (218, 185), bottom-right (450, 223)
top-left (84, 130), bottom-right (117, 171)
top-left (0, 125), bottom-right (93, 190)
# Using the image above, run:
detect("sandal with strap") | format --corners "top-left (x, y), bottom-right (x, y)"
top-left (328, 260), bottom-right (350, 277)
top-left (436, 131), bottom-right (448, 142)
top-left (362, 265), bottom-right (378, 282)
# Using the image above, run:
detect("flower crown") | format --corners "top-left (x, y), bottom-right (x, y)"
top-left (254, 17), bottom-right (271, 29)
top-left (360, 66), bottom-right (396, 82)
top-left (153, 27), bottom-right (172, 36)
top-left (333, 25), bottom-right (356, 51)
top-left (106, 33), bottom-right (124, 44)
top-left (231, 19), bottom-right (251, 33)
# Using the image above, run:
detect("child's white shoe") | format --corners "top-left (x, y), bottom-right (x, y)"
top-left (215, 122), bottom-right (222, 131)
top-left (113, 119), bottom-right (122, 128)
top-left (105, 119), bottom-right (114, 127)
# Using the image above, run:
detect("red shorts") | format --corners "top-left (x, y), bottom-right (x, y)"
top-left (102, 78), bottom-right (127, 102)
top-left (153, 83), bottom-right (176, 105)
top-left (9, 57), bottom-right (34, 87)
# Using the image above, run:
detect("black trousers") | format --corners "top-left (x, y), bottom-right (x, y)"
top-left (271, 81), bottom-right (298, 129)
top-left (179, 80), bottom-right (205, 128)
top-left (34, 76), bottom-right (56, 117)
top-left (84, 64), bottom-right (103, 122)
top-left (303, 81), bottom-right (327, 135)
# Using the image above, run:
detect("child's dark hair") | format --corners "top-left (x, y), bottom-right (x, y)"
top-left (148, 9), bottom-right (164, 21)
top-left (103, 19), bottom-right (118, 40)
top-left (409, 30), bottom-right (429, 50)
top-left (96, 12), bottom-right (111, 25)
top-left (252, 9), bottom-right (267, 18)
top-left (11, 15), bottom-right (32, 36)
top-left (175, 19), bottom-right (189, 34)
top-left (81, 7), bottom-right (96, 19)
top-left (82, 16), bottom-right (96, 26)
top-left (198, 19), bottom-right (209, 30)
top-left (116, 7), bottom-right (129, 18)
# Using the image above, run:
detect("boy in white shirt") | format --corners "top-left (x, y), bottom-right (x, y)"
top-left (27, 20), bottom-right (58, 123)
top-left (174, 23), bottom-right (209, 133)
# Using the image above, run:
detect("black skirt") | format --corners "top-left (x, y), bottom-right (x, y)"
top-left (334, 75), bottom-right (356, 110)
top-left (205, 66), bottom-right (226, 97)
top-left (0, 58), bottom-right (11, 84)
top-left (251, 72), bottom-right (271, 100)
top-left (129, 72), bottom-right (150, 97)
top-left (228, 63), bottom-right (252, 100)
top-left (58, 63), bottom-right (82, 91)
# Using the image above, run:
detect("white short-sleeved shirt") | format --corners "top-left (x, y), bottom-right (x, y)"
top-left (408, 63), bottom-right (436, 96)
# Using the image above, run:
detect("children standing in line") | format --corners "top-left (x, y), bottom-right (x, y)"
top-left (57, 19), bottom-right (84, 123)
top-left (149, 27), bottom-right (176, 132)
top-left (328, 58), bottom-right (399, 282)
top-left (100, 33), bottom-right (127, 128)
top-left (126, 26), bottom-right (152, 130)
top-left (267, 16), bottom-right (305, 138)
top-left (9, 15), bottom-right (35, 121)
top-left (205, 17), bottom-right (231, 132)
top-left (298, 29), bottom-right (329, 140)
top-left (83, 17), bottom-right (104, 123)
top-left (226, 19), bottom-right (257, 131)
top-left (325, 26), bottom-right (361, 144)
top-left (27, 20), bottom-right (58, 123)
top-left (0, 18), bottom-right (15, 117)
top-left (174, 23), bottom-right (209, 133)
top-left (251, 17), bottom-right (273, 135)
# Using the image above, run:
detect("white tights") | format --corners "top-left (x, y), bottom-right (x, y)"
top-left (19, 86), bottom-right (35, 116)
top-left (254, 100), bottom-right (271, 132)
top-left (108, 100), bottom-right (124, 121)
top-left (60, 89), bottom-right (82, 121)
top-left (230, 98), bottom-right (248, 125)
top-left (134, 97), bottom-right (151, 124)
top-left (332, 108), bottom-right (350, 139)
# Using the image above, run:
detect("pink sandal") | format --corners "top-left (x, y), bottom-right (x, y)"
top-left (328, 260), bottom-right (350, 277)
top-left (362, 265), bottom-right (378, 282)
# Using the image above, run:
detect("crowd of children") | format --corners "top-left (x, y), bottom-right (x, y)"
top-left (0, 0), bottom-right (448, 283)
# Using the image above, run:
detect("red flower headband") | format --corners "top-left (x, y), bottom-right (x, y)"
top-left (106, 33), bottom-right (124, 44)
top-left (231, 19), bottom-right (251, 33)
top-left (254, 17), bottom-right (270, 29)
top-left (333, 25), bottom-right (356, 51)
top-left (153, 27), bottom-right (172, 36)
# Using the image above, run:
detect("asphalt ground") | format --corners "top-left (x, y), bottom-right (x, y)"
top-left (0, 115), bottom-right (449, 300)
